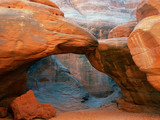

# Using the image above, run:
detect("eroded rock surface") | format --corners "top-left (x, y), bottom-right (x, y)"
top-left (136, 0), bottom-right (160, 22)
top-left (0, 0), bottom-right (97, 107)
top-left (87, 37), bottom-right (160, 110)
top-left (108, 20), bottom-right (137, 39)
top-left (27, 56), bottom-right (89, 112)
top-left (0, 107), bottom-right (7, 118)
top-left (11, 90), bottom-right (56, 120)
top-left (52, 0), bottom-right (140, 39)
top-left (27, 55), bottom-right (121, 112)
top-left (128, 15), bottom-right (160, 91)
top-left (56, 54), bottom-right (115, 97)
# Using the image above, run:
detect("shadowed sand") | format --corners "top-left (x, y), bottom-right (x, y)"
top-left (1, 104), bottom-right (160, 120)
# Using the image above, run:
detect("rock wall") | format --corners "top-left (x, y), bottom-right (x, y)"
top-left (50, 0), bottom-right (140, 99)
top-left (27, 56), bottom-right (121, 112)
top-left (51, 0), bottom-right (140, 39)
top-left (56, 54), bottom-right (115, 97)
top-left (87, 37), bottom-right (160, 111)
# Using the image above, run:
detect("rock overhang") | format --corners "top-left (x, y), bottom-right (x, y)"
top-left (0, 0), bottom-right (98, 75)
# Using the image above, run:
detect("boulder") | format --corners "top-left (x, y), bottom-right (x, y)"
top-left (136, 0), bottom-right (160, 22)
top-left (0, 0), bottom-right (97, 107)
top-left (87, 37), bottom-right (160, 110)
top-left (108, 21), bottom-right (137, 39)
top-left (11, 90), bottom-right (56, 120)
top-left (128, 15), bottom-right (160, 91)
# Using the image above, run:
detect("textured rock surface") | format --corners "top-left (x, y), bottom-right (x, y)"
top-left (0, 0), bottom-right (97, 107)
top-left (27, 55), bottom-right (122, 112)
top-left (27, 55), bottom-right (90, 112)
top-left (56, 54), bottom-right (114, 97)
top-left (117, 99), bottom-right (160, 113)
top-left (117, 99), bottom-right (144, 113)
top-left (0, 107), bottom-right (7, 118)
top-left (11, 90), bottom-right (56, 120)
top-left (108, 20), bottom-right (137, 39)
top-left (128, 15), bottom-right (160, 91)
top-left (87, 37), bottom-right (160, 109)
top-left (136, 0), bottom-right (160, 22)
top-left (50, 0), bottom-right (140, 98)
top-left (49, 0), bottom-right (140, 99)
top-left (51, 0), bottom-right (140, 39)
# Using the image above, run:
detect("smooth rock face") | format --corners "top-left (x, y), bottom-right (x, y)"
top-left (128, 15), bottom-right (160, 91)
top-left (56, 54), bottom-right (114, 97)
top-left (108, 20), bottom-right (137, 39)
top-left (87, 37), bottom-right (160, 108)
top-left (136, 0), bottom-right (160, 22)
top-left (11, 90), bottom-right (56, 120)
top-left (0, 0), bottom-right (97, 107)
top-left (29, 0), bottom-right (60, 9)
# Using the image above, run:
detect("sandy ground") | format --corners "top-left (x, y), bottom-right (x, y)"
top-left (1, 104), bottom-right (160, 120)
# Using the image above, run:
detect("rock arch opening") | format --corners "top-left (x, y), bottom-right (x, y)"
top-left (27, 54), bottom-right (122, 112)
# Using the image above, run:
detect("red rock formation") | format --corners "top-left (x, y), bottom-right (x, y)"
top-left (128, 15), bottom-right (160, 91)
top-left (11, 90), bottom-right (56, 120)
top-left (0, 0), bottom-right (97, 108)
top-left (108, 21), bottom-right (137, 39)
top-left (117, 99), bottom-right (143, 113)
top-left (53, 0), bottom-right (140, 39)
top-left (136, 0), bottom-right (160, 22)
top-left (0, 107), bottom-right (7, 118)
top-left (117, 99), bottom-right (160, 113)
top-left (87, 37), bottom-right (160, 110)
top-left (29, 0), bottom-right (60, 9)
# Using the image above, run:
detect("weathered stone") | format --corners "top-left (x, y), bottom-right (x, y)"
top-left (0, 0), bottom-right (97, 107)
top-left (108, 21), bottom-right (137, 39)
top-left (11, 90), bottom-right (56, 120)
top-left (136, 0), bottom-right (160, 22)
top-left (117, 99), bottom-right (143, 113)
top-left (117, 99), bottom-right (160, 114)
top-left (52, 0), bottom-right (140, 39)
top-left (128, 15), bottom-right (160, 91)
top-left (56, 54), bottom-right (114, 97)
top-left (29, 0), bottom-right (60, 9)
top-left (87, 37), bottom-right (160, 109)
top-left (0, 107), bottom-right (7, 118)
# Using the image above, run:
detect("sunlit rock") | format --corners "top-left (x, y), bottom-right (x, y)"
top-left (0, 0), bottom-right (97, 108)
top-left (128, 15), bottom-right (160, 91)
top-left (11, 90), bottom-right (56, 120)
top-left (136, 0), bottom-right (160, 22)
top-left (87, 37), bottom-right (160, 110)
top-left (108, 20), bottom-right (137, 39)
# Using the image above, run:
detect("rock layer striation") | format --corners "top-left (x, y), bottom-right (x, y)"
top-left (128, 15), bottom-right (160, 91)
top-left (87, 37), bottom-right (160, 109)
top-left (0, 0), bottom-right (97, 107)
